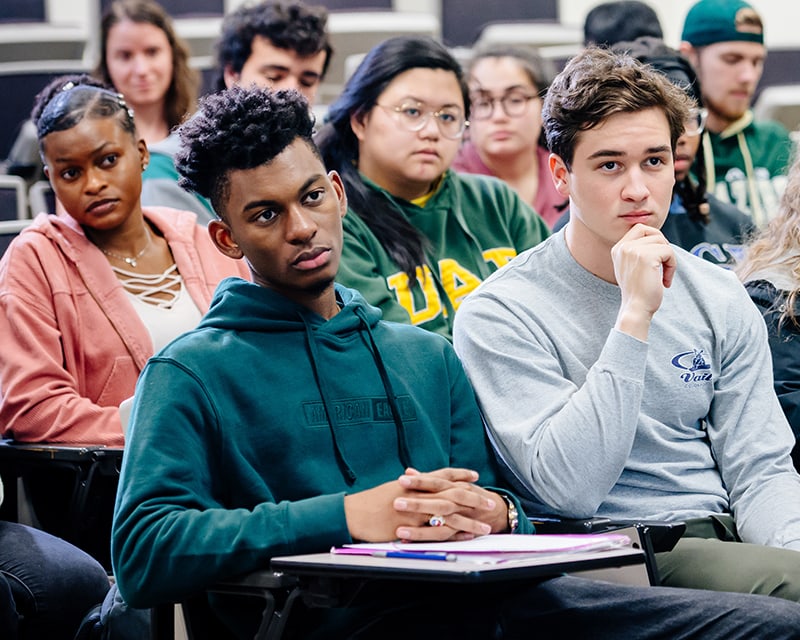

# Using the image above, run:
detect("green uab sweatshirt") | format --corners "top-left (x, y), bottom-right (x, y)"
top-left (698, 111), bottom-right (793, 227)
top-left (111, 279), bottom-right (531, 611)
top-left (338, 170), bottom-right (550, 340)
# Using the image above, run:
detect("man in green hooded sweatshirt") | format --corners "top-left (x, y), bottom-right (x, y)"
top-left (680, 0), bottom-right (794, 227)
top-left (110, 85), bottom-right (800, 639)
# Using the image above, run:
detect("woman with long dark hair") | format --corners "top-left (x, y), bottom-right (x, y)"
top-left (316, 36), bottom-right (549, 340)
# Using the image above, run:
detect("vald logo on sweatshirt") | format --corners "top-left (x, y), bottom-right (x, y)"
top-left (671, 349), bottom-right (713, 385)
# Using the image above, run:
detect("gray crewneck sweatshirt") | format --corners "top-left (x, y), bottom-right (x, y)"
top-left (454, 230), bottom-right (800, 550)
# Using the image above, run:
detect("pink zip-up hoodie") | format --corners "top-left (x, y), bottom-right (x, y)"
top-left (0, 207), bottom-right (250, 445)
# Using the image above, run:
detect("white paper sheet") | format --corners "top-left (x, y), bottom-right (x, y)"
top-left (339, 533), bottom-right (631, 555)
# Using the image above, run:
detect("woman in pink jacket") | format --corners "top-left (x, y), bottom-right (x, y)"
top-left (0, 74), bottom-right (249, 448)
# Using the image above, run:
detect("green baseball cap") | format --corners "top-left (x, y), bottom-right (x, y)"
top-left (681, 0), bottom-right (764, 47)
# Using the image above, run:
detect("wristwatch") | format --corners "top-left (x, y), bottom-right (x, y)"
top-left (501, 494), bottom-right (520, 533)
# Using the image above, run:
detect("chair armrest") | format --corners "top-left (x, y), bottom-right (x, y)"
top-left (529, 515), bottom-right (615, 534)
top-left (528, 515), bottom-right (686, 586)
top-left (0, 438), bottom-right (124, 467)
top-left (210, 569), bottom-right (299, 594)
top-left (529, 516), bottom-right (685, 553)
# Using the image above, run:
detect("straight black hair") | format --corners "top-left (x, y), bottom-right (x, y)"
top-left (315, 35), bottom-right (468, 281)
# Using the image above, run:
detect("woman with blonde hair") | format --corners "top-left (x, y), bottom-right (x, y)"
top-left (737, 154), bottom-right (800, 467)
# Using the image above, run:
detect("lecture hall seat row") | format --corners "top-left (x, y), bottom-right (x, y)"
top-left (0, 175), bottom-right (54, 221)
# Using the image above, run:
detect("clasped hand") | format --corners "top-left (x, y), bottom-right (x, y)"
top-left (344, 467), bottom-right (508, 543)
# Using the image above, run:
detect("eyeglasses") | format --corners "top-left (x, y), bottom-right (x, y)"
top-left (375, 100), bottom-right (468, 140)
top-left (470, 89), bottom-right (540, 121)
top-left (684, 107), bottom-right (708, 136)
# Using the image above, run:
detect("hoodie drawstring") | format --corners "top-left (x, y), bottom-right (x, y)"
top-left (302, 316), bottom-right (357, 485)
top-left (735, 131), bottom-right (764, 227)
top-left (300, 306), bottom-right (415, 485)
top-left (702, 111), bottom-right (765, 226)
top-left (354, 307), bottom-right (414, 471)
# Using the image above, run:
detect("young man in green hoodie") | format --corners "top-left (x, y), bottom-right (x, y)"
top-left (110, 85), bottom-right (800, 639)
top-left (680, 0), bottom-right (794, 227)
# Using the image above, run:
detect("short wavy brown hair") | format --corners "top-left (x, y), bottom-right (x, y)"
top-left (543, 46), bottom-right (692, 170)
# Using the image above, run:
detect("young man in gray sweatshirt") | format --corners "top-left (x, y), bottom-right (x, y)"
top-left (453, 46), bottom-right (800, 601)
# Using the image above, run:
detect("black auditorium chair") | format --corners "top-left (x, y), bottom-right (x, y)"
top-left (0, 439), bottom-right (123, 571)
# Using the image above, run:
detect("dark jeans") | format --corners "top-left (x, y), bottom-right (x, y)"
top-left (213, 574), bottom-right (800, 639)
top-left (0, 521), bottom-right (110, 640)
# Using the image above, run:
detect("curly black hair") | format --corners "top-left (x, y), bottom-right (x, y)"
top-left (176, 86), bottom-right (316, 217)
top-left (214, 0), bottom-right (332, 92)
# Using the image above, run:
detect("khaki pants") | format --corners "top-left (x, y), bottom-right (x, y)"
top-left (656, 514), bottom-right (800, 601)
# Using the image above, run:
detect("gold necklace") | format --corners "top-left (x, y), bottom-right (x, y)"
top-left (99, 228), bottom-right (152, 268)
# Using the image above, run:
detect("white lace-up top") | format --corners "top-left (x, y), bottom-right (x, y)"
top-left (112, 263), bottom-right (202, 352)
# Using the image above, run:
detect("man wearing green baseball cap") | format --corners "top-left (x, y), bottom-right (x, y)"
top-left (680, 0), bottom-right (793, 227)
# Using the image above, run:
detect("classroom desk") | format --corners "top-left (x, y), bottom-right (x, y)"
top-left (151, 539), bottom-right (647, 639)
top-left (271, 544), bottom-right (646, 584)
top-left (249, 544), bottom-right (647, 640)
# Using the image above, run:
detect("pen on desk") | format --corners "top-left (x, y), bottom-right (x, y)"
top-left (373, 551), bottom-right (457, 562)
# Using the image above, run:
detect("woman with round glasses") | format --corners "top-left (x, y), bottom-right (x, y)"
top-left (316, 36), bottom-right (549, 340)
top-left (452, 44), bottom-right (566, 228)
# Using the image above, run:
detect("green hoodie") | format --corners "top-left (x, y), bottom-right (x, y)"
top-left (699, 110), bottom-right (793, 227)
top-left (111, 278), bottom-right (531, 611)
top-left (338, 170), bottom-right (550, 340)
